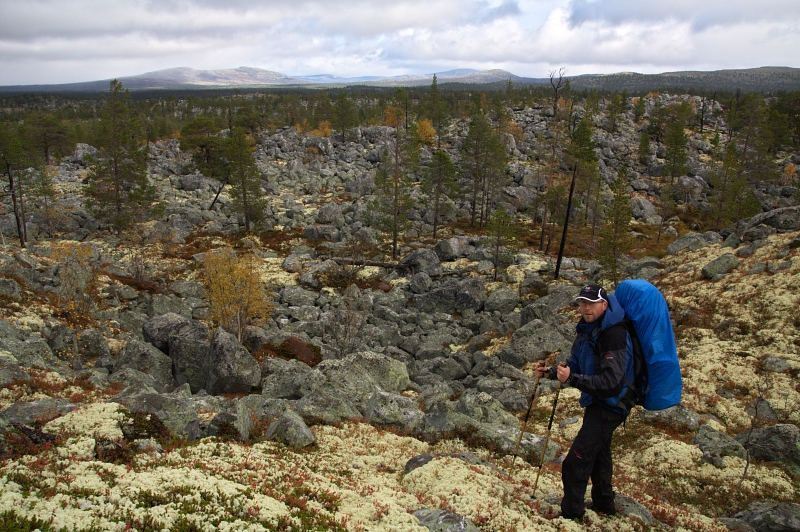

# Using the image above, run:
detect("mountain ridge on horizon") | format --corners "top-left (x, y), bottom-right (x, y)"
top-left (2, 65), bottom-right (800, 93)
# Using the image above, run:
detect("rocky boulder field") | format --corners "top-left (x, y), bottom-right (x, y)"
top-left (1, 93), bottom-right (800, 531)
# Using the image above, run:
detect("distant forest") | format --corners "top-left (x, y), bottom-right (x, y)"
top-left (1, 80), bottom-right (799, 152)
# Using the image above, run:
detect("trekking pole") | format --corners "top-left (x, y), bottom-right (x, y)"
top-left (532, 364), bottom-right (565, 497)
top-left (509, 374), bottom-right (541, 473)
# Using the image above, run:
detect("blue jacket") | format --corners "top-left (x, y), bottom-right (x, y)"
top-left (549, 294), bottom-right (635, 413)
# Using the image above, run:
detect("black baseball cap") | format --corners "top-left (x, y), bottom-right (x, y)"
top-left (575, 285), bottom-right (608, 304)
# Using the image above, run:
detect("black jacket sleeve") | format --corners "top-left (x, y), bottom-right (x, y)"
top-left (570, 323), bottom-right (628, 399)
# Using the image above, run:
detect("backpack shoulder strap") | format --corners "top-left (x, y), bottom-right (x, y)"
top-left (619, 317), bottom-right (647, 409)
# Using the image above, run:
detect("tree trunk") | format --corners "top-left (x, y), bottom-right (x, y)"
top-left (554, 164), bottom-right (578, 279)
top-left (209, 176), bottom-right (229, 210)
top-left (4, 165), bottom-right (25, 247)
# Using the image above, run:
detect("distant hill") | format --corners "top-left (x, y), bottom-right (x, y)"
top-left (1, 66), bottom-right (799, 93)
top-left (566, 67), bottom-right (800, 93)
top-left (0, 67), bottom-right (314, 92)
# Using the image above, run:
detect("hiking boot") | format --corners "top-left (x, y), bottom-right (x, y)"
top-left (586, 502), bottom-right (617, 515)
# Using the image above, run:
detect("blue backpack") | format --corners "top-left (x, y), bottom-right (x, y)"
top-left (614, 279), bottom-right (682, 411)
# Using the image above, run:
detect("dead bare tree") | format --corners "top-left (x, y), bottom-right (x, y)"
top-left (738, 372), bottom-right (773, 487)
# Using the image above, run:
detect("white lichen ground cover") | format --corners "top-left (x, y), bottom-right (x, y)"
top-left (1, 232), bottom-right (799, 531)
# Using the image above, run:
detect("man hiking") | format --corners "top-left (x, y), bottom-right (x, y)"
top-left (535, 284), bottom-right (634, 519)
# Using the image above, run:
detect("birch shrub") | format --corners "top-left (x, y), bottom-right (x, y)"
top-left (201, 247), bottom-right (274, 342)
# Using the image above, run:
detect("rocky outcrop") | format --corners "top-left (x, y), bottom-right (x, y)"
top-left (207, 328), bottom-right (261, 395)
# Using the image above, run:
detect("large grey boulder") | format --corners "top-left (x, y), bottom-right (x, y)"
top-left (260, 358), bottom-right (317, 399)
top-left (170, 280), bottom-right (206, 299)
top-left (625, 256), bottom-right (662, 280)
top-left (641, 404), bottom-right (700, 431)
top-left (455, 389), bottom-right (518, 427)
top-left (484, 287), bottom-right (519, 314)
top-left (111, 388), bottom-right (223, 441)
top-left (488, 424), bottom-right (561, 464)
top-left (694, 424), bottom-right (747, 459)
top-left (614, 494), bottom-right (656, 527)
top-left (75, 329), bottom-right (111, 361)
top-left (0, 358), bottom-right (31, 387)
top-left (405, 452), bottom-right (501, 474)
top-left (412, 279), bottom-right (487, 314)
top-left (365, 391), bottom-right (424, 432)
top-left (109, 367), bottom-right (161, 391)
top-left (281, 285), bottom-right (318, 307)
top-left (666, 231), bottom-right (723, 255)
top-left (418, 356), bottom-right (468, 381)
top-left (734, 502), bottom-right (800, 532)
top-left (742, 224), bottom-right (777, 243)
top-left (474, 422), bottom-right (561, 463)
top-left (496, 319), bottom-right (574, 368)
top-left (168, 322), bottom-right (211, 394)
top-left (265, 409), bottom-right (315, 448)
top-left (630, 196), bottom-right (658, 221)
top-left (115, 339), bottom-right (175, 392)
top-left (520, 285), bottom-right (580, 325)
top-left (414, 509), bottom-right (480, 532)
top-left (316, 203), bottom-right (345, 228)
top-left (294, 390), bottom-right (361, 423)
top-left (298, 259), bottom-right (339, 289)
top-left (347, 351), bottom-right (410, 393)
top-left (303, 224), bottom-right (340, 242)
top-left (3, 337), bottom-right (56, 369)
top-left (746, 205), bottom-right (800, 232)
top-left (206, 328), bottom-right (261, 395)
top-left (409, 272), bottom-right (433, 294)
top-left (309, 359), bottom-right (381, 414)
top-left (0, 398), bottom-right (75, 426)
top-left (398, 249), bottom-right (442, 277)
top-left (735, 424), bottom-right (800, 478)
top-left (142, 312), bottom-right (190, 353)
top-left (433, 237), bottom-right (474, 262)
top-left (148, 294), bottom-right (192, 318)
top-left (702, 253), bottom-right (740, 279)
top-left (421, 411), bottom-right (482, 437)
top-left (476, 377), bottom-right (533, 412)
top-left (0, 278), bottom-right (22, 301)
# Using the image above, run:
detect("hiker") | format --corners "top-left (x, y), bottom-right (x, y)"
top-left (534, 284), bottom-right (634, 519)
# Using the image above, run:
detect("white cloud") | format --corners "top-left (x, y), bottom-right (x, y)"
top-left (0, 0), bottom-right (797, 84)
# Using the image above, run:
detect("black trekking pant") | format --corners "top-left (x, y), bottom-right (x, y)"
top-left (561, 403), bottom-right (626, 518)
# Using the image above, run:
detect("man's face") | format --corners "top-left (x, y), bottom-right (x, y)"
top-left (578, 299), bottom-right (608, 323)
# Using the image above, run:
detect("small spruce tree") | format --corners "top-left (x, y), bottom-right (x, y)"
top-left (598, 168), bottom-right (633, 286)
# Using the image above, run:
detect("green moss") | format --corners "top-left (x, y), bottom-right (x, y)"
top-left (120, 410), bottom-right (173, 444)
top-left (0, 510), bottom-right (52, 532)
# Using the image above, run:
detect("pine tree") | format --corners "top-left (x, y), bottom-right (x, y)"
top-left (634, 97), bottom-right (647, 122)
top-left (0, 123), bottom-right (32, 246)
top-left (226, 127), bottom-right (265, 232)
top-left (30, 166), bottom-right (60, 237)
top-left (366, 105), bottom-right (418, 259)
top-left (485, 205), bottom-right (517, 281)
top-left (334, 91), bottom-right (357, 142)
top-left (25, 112), bottom-right (72, 164)
top-left (180, 116), bottom-right (232, 210)
top-left (459, 111), bottom-right (507, 228)
top-left (638, 130), bottom-right (651, 165)
top-left (664, 118), bottom-right (688, 184)
top-left (85, 80), bottom-right (154, 232)
top-left (421, 149), bottom-right (457, 239)
top-left (598, 168), bottom-right (633, 286)
top-left (429, 74), bottom-right (447, 144)
top-left (708, 143), bottom-right (760, 230)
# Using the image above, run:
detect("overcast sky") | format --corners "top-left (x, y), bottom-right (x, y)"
top-left (1, 0), bottom-right (798, 85)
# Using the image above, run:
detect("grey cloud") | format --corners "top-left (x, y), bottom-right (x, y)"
top-left (567, 0), bottom-right (800, 29)
top-left (478, 0), bottom-right (522, 22)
